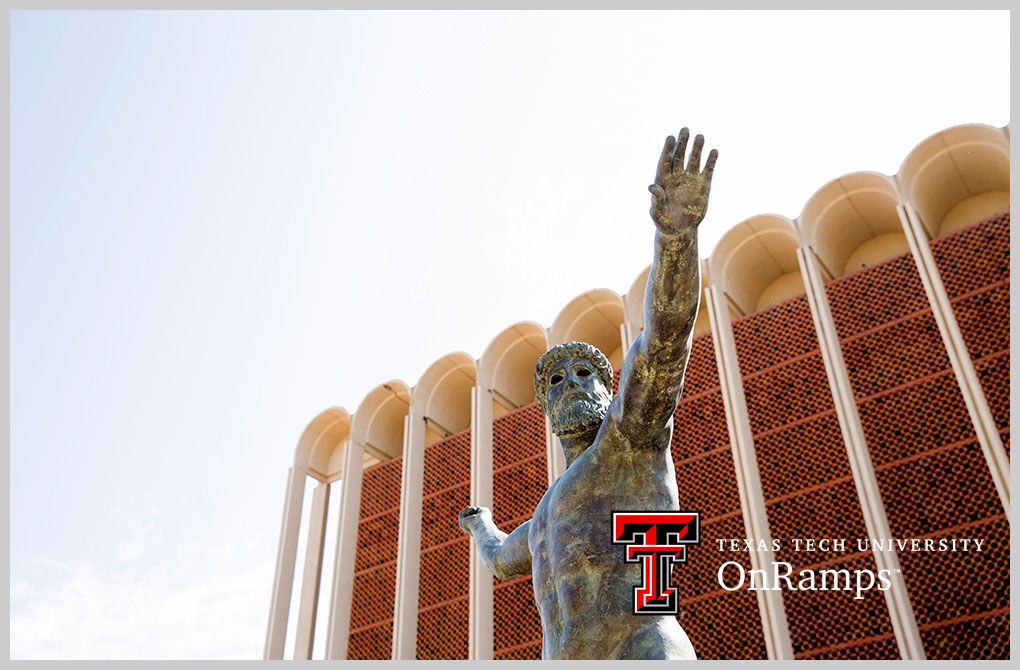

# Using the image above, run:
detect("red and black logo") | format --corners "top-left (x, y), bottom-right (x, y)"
top-left (612, 511), bottom-right (700, 615)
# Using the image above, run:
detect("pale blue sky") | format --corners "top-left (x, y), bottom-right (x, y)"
top-left (10, 10), bottom-right (1009, 659)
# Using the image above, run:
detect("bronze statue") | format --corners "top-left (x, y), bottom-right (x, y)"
top-left (459, 128), bottom-right (717, 660)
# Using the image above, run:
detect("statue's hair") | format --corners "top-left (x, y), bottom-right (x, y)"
top-left (533, 341), bottom-right (613, 414)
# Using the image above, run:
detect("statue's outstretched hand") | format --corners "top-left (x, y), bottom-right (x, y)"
top-left (648, 128), bottom-right (718, 235)
top-left (458, 506), bottom-right (491, 535)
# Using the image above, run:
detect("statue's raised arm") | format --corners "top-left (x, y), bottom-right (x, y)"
top-left (610, 128), bottom-right (718, 444)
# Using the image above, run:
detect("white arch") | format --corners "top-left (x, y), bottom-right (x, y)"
top-left (897, 123), bottom-right (1009, 239)
top-left (798, 171), bottom-right (905, 279)
top-left (414, 352), bottom-right (477, 445)
top-left (294, 407), bottom-right (351, 482)
top-left (479, 321), bottom-right (549, 416)
top-left (550, 288), bottom-right (626, 369)
top-left (708, 215), bottom-right (804, 316)
top-left (351, 381), bottom-right (411, 464)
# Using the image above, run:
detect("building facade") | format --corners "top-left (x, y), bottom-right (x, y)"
top-left (264, 122), bottom-right (1010, 660)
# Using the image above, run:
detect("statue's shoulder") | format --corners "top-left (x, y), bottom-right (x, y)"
top-left (594, 411), bottom-right (673, 456)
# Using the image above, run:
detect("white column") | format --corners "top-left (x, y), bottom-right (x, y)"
top-left (468, 386), bottom-right (495, 659)
top-left (264, 466), bottom-right (307, 659)
top-left (898, 203), bottom-right (1010, 518)
top-left (293, 481), bottom-right (331, 659)
top-left (324, 441), bottom-right (364, 660)
top-left (704, 284), bottom-right (794, 661)
top-left (545, 415), bottom-right (565, 484)
top-left (392, 406), bottom-right (427, 659)
top-left (797, 247), bottom-right (926, 660)
top-left (619, 321), bottom-right (635, 353)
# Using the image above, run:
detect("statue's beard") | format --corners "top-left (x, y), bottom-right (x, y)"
top-left (550, 393), bottom-right (610, 437)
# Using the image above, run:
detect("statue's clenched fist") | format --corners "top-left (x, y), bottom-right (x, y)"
top-left (458, 506), bottom-right (491, 534)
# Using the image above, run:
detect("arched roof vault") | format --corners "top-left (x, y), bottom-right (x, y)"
top-left (479, 321), bottom-right (548, 411)
top-left (798, 172), bottom-right (905, 278)
top-left (414, 352), bottom-right (477, 442)
top-left (709, 215), bottom-right (804, 316)
top-left (550, 289), bottom-right (626, 369)
top-left (351, 381), bottom-right (411, 465)
top-left (898, 123), bottom-right (1009, 239)
top-left (294, 407), bottom-right (350, 482)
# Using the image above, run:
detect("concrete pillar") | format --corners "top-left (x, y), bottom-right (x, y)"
top-left (391, 406), bottom-right (427, 659)
top-left (620, 319), bottom-right (637, 353)
top-left (264, 466), bottom-right (307, 659)
top-left (468, 386), bottom-right (495, 659)
top-left (797, 247), bottom-right (926, 660)
top-left (545, 415), bottom-right (565, 484)
top-left (324, 441), bottom-right (364, 660)
top-left (898, 202), bottom-right (1010, 519)
top-left (704, 282), bottom-right (794, 661)
top-left (292, 481), bottom-right (331, 659)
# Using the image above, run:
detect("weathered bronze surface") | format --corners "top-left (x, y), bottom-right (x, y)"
top-left (459, 128), bottom-right (717, 660)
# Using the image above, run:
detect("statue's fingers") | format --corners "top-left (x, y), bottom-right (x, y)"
top-left (648, 184), bottom-right (666, 200)
top-left (687, 134), bottom-right (705, 173)
top-left (702, 148), bottom-right (719, 186)
top-left (655, 136), bottom-right (675, 181)
top-left (672, 128), bottom-right (690, 173)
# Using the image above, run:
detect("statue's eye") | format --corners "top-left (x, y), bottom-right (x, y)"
top-left (550, 374), bottom-right (564, 385)
top-left (576, 368), bottom-right (592, 377)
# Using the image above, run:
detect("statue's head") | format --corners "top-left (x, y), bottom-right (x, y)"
top-left (533, 342), bottom-right (613, 437)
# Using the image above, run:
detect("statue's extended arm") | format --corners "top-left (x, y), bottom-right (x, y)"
top-left (612, 128), bottom-right (718, 443)
top-left (458, 506), bottom-right (531, 580)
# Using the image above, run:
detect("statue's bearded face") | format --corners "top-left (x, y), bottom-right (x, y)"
top-left (545, 356), bottom-right (612, 437)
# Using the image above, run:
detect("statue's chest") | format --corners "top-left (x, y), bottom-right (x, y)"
top-left (534, 446), bottom-right (678, 542)
top-left (536, 450), bottom-right (644, 540)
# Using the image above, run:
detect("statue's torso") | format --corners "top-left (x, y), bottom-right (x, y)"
top-left (527, 425), bottom-right (696, 659)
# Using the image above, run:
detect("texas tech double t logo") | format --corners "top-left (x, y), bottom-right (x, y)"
top-left (612, 512), bottom-right (700, 615)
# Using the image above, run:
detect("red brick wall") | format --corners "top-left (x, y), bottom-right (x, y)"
top-left (732, 295), bottom-right (898, 659)
top-left (823, 211), bottom-right (1010, 659)
top-left (416, 429), bottom-right (472, 658)
top-left (343, 213), bottom-right (1009, 660)
top-left (491, 402), bottom-right (547, 660)
top-left (347, 456), bottom-right (403, 659)
top-left (929, 211), bottom-right (1010, 451)
top-left (670, 332), bottom-right (769, 659)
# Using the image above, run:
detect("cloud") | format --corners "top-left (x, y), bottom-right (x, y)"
top-left (10, 543), bottom-right (276, 659)
top-left (114, 539), bottom-right (145, 562)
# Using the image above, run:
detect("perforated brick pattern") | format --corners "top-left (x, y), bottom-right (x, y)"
top-left (348, 457), bottom-right (403, 659)
top-left (347, 619), bottom-right (393, 660)
top-left (492, 403), bottom-right (548, 658)
top-left (919, 607), bottom-right (1010, 660)
top-left (494, 575), bottom-right (544, 659)
top-left (929, 211), bottom-right (1009, 298)
top-left (360, 457), bottom-right (403, 518)
top-left (670, 332), bottom-right (768, 659)
top-left (416, 597), bottom-right (471, 659)
top-left (732, 293), bottom-right (896, 658)
top-left (824, 215), bottom-right (1009, 660)
top-left (416, 429), bottom-right (472, 659)
top-left (783, 551), bottom-right (899, 658)
top-left (929, 211), bottom-right (1010, 438)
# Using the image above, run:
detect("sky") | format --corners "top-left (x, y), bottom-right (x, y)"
top-left (9, 10), bottom-right (1010, 660)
